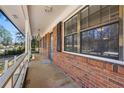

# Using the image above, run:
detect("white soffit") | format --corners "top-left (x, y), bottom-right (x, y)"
top-left (42, 5), bottom-right (84, 37)
top-left (28, 5), bottom-right (68, 36)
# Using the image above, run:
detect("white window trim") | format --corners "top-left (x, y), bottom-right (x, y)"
top-left (63, 51), bottom-right (124, 65)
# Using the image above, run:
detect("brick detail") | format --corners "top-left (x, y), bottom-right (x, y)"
top-left (41, 26), bottom-right (124, 88)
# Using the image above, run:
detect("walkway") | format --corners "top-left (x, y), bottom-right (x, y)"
top-left (23, 54), bottom-right (79, 88)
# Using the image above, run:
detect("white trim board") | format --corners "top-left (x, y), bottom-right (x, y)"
top-left (63, 51), bottom-right (124, 65)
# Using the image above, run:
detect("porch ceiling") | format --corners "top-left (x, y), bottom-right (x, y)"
top-left (0, 5), bottom-right (82, 37)
top-left (28, 5), bottom-right (68, 36)
top-left (0, 5), bottom-right (25, 34)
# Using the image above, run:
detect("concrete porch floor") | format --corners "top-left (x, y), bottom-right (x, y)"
top-left (23, 54), bottom-right (80, 88)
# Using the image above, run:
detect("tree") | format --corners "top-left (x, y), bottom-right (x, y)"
top-left (0, 25), bottom-right (12, 46)
top-left (16, 32), bottom-right (24, 46)
top-left (31, 35), bottom-right (40, 52)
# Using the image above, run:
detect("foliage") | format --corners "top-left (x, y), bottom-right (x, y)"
top-left (31, 35), bottom-right (39, 52)
top-left (0, 47), bottom-right (25, 56)
top-left (0, 25), bottom-right (12, 46)
top-left (31, 36), bottom-right (39, 48)
top-left (16, 32), bottom-right (25, 45)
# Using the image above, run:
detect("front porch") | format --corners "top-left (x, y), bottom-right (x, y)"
top-left (23, 54), bottom-right (79, 88)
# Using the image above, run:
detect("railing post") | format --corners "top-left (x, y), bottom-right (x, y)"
top-left (4, 60), bottom-right (8, 73)
top-left (14, 56), bottom-right (17, 63)
top-left (5, 77), bottom-right (13, 88)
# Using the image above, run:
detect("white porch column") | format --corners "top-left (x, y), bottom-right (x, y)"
top-left (25, 20), bottom-right (28, 54)
top-left (25, 20), bottom-right (31, 61)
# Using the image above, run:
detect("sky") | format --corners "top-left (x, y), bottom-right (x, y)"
top-left (0, 11), bottom-right (22, 43)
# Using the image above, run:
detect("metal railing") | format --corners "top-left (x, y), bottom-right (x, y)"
top-left (0, 53), bottom-right (28, 88)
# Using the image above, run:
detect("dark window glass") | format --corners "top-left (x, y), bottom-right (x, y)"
top-left (89, 5), bottom-right (100, 27)
top-left (110, 5), bottom-right (119, 22)
top-left (73, 34), bottom-right (78, 52)
top-left (65, 15), bottom-right (77, 36)
top-left (80, 23), bottom-right (119, 59)
top-left (101, 6), bottom-right (110, 23)
top-left (81, 31), bottom-right (90, 53)
top-left (80, 5), bottom-right (119, 30)
top-left (64, 15), bottom-right (78, 52)
top-left (80, 7), bottom-right (88, 30)
top-left (93, 28), bottom-right (102, 55)
top-left (64, 35), bottom-right (73, 52)
top-left (64, 5), bottom-right (120, 60)
top-left (102, 23), bottom-right (119, 59)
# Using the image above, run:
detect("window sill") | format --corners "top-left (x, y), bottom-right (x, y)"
top-left (63, 51), bottom-right (124, 66)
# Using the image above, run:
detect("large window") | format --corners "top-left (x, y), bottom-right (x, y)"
top-left (80, 23), bottom-right (119, 59)
top-left (64, 5), bottom-right (120, 60)
top-left (64, 15), bottom-right (78, 52)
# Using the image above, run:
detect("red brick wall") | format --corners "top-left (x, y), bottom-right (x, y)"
top-left (42, 26), bottom-right (124, 88)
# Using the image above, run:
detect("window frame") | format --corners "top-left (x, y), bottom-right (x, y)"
top-left (63, 5), bottom-right (123, 63)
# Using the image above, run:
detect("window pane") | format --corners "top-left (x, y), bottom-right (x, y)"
top-left (89, 5), bottom-right (100, 14)
top-left (89, 5), bottom-right (100, 27)
top-left (81, 28), bottom-right (101, 55)
top-left (110, 5), bottom-right (119, 22)
top-left (81, 31), bottom-right (91, 53)
top-left (80, 7), bottom-right (88, 30)
top-left (73, 34), bottom-right (78, 53)
top-left (64, 35), bottom-right (73, 52)
top-left (80, 23), bottom-right (119, 59)
top-left (105, 23), bottom-right (118, 59)
top-left (68, 19), bottom-right (72, 34)
top-left (72, 15), bottom-right (77, 33)
top-left (101, 25), bottom-right (110, 55)
top-left (101, 6), bottom-right (110, 23)
top-left (64, 22), bottom-right (67, 35)
top-left (64, 15), bottom-right (77, 36)
top-left (93, 28), bottom-right (102, 55)
top-left (64, 15), bottom-right (78, 52)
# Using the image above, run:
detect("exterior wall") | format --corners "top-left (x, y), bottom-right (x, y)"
top-left (41, 6), bottom-right (124, 88)
top-left (41, 26), bottom-right (124, 88)
top-left (48, 26), bottom-right (124, 88)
